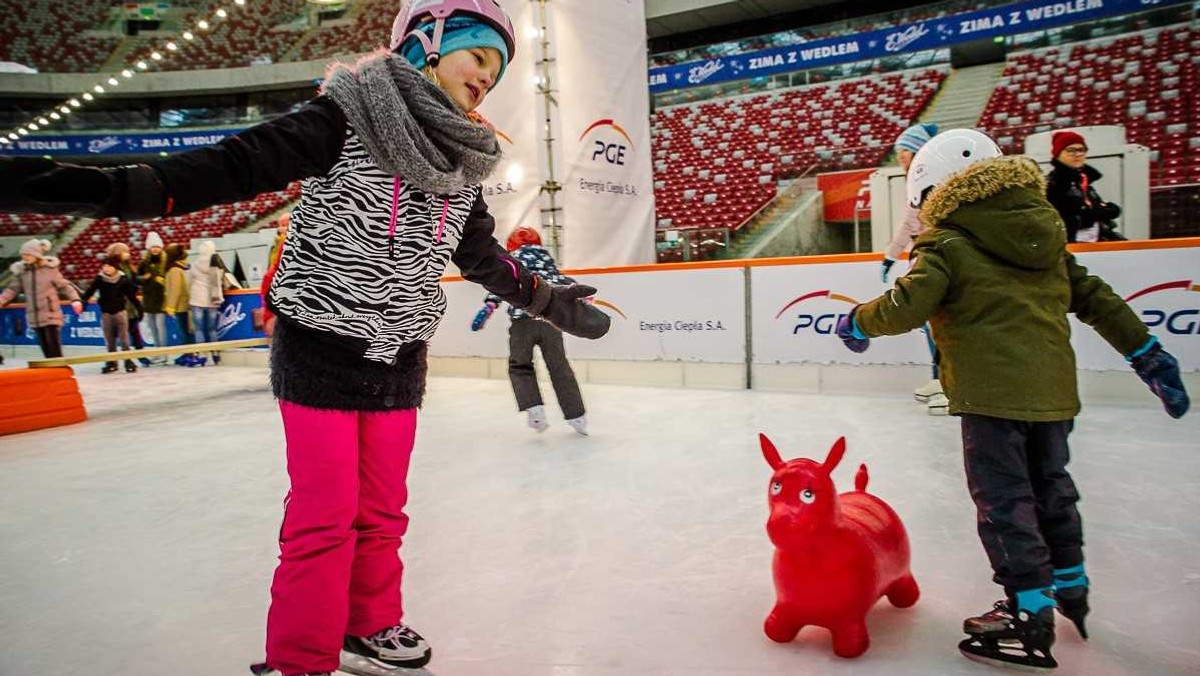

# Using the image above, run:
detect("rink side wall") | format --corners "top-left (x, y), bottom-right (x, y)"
top-left (3, 239), bottom-right (1197, 405)
top-left (430, 238), bottom-right (1200, 404)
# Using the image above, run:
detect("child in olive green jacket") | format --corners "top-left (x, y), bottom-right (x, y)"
top-left (836, 130), bottom-right (1189, 671)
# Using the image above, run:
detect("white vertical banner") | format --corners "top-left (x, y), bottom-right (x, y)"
top-left (472, 0), bottom-right (542, 245)
top-left (552, 0), bottom-right (655, 267)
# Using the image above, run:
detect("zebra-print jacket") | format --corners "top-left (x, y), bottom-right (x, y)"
top-left (149, 96), bottom-right (539, 409)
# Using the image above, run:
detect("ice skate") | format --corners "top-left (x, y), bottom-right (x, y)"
top-left (566, 415), bottom-right (588, 436)
top-left (341, 622), bottom-right (432, 673)
top-left (926, 392), bottom-right (949, 416)
top-left (124, 359), bottom-right (138, 373)
top-left (249, 663), bottom-right (329, 676)
top-left (1054, 565), bottom-right (1089, 639)
top-left (525, 405), bottom-right (549, 432)
top-left (913, 378), bottom-right (942, 402)
top-left (101, 361), bottom-right (118, 374)
top-left (959, 599), bottom-right (1057, 670)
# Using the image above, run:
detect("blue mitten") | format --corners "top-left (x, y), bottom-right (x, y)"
top-left (471, 301), bottom-right (497, 332)
top-left (835, 310), bottom-right (870, 353)
top-left (1128, 338), bottom-right (1189, 418)
top-left (881, 257), bottom-right (897, 283)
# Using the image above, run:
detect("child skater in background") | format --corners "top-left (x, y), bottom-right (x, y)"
top-left (0, 238), bottom-right (82, 358)
top-left (835, 129), bottom-right (1189, 671)
top-left (882, 122), bottom-right (946, 415)
top-left (80, 253), bottom-right (143, 374)
top-left (472, 226), bottom-right (589, 435)
top-left (0, 1), bottom-right (609, 674)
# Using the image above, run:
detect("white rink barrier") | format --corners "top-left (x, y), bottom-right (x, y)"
top-left (431, 239), bottom-right (1200, 398)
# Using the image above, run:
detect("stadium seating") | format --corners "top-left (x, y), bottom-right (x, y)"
top-left (127, 0), bottom-right (308, 71)
top-left (294, 0), bottom-right (394, 62)
top-left (980, 25), bottom-right (1200, 187)
top-left (0, 0), bottom-right (119, 73)
top-left (55, 182), bottom-right (301, 284)
top-left (651, 68), bottom-right (946, 230)
top-left (0, 214), bottom-right (73, 238)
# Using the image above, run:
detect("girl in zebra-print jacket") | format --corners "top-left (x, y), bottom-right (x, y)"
top-left (0, 3), bottom-right (610, 674)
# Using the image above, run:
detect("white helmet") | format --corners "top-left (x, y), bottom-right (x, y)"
top-left (906, 129), bottom-right (1003, 208)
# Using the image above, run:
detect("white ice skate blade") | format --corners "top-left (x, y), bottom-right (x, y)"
top-left (338, 651), bottom-right (434, 676)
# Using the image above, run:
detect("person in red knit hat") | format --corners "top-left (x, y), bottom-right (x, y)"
top-left (1045, 130), bottom-right (1124, 243)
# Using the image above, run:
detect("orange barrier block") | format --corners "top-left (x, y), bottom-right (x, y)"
top-left (0, 367), bottom-right (87, 436)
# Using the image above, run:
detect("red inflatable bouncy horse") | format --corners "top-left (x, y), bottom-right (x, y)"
top-left (760, 434), bottom-right (919, 658)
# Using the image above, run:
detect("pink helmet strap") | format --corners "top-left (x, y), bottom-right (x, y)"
top-left (404, 19), bottom-right (445, 65)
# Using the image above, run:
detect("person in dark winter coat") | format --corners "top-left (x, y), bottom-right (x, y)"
top-left (836, 130), bottom-right (1189, 670)
top-left (106, 241), bottom-right (150, 366)
top-left (0, 238), bottom-right (82, 358)
top-left (0, 3), bottom-right (609, 674)
top-left (472, 226), bottom-right (588, 435)
top-left (1045, 130), bottom-right (1123, 243)
top-left (81, 254), bottom-right (143, 373)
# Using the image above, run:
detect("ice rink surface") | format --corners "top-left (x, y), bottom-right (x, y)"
top-left (1, 365), bottom-right (1198, 676)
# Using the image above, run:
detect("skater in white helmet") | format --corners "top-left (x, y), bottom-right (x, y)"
top-left (0, 1), bottom-right (610, 674)
top-left (882, 122), bottom-right (947, 415)
top-left (835, 129), bottom-right (1189, 670)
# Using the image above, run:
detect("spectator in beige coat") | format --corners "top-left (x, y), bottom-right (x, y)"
top-left (0, 238), bottom-right (82, 358)
top-left (162, 243), bottom-right (200, 365)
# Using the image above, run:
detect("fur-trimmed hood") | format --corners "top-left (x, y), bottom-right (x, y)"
top-left (920, 156), bottom-right (1066, 271)
top-left (10, 256), bottom-right (61, 275)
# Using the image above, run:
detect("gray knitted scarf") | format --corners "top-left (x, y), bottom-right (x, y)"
top-left (322, 51), bottom-right (501, 195)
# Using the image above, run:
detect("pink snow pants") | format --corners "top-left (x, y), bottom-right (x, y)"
top-left (266, 401), bottom-right (417, 675)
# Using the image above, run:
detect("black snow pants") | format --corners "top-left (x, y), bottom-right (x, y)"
top-left (961, 414), bottom-right (1084, 595)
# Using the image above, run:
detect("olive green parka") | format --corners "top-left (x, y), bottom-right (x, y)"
top-left (856, 156), bottom-right (1149, 421)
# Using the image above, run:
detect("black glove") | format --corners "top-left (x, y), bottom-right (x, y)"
top-left (0, 156), bottom-right (164, 220)
top-left (1091, 202), bottom-right (1121, 221)
top-left (1129, 341), bottom-right (1189, 419)
top-left (525, 279), bottom-right (610, 339)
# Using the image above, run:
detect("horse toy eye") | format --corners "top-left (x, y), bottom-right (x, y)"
top-left (800, 489), bottom-right (816, 504)
top-left (770, 481), bottom-right (783, 496)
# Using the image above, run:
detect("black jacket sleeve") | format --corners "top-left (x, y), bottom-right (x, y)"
top-left (80, 277), bottom-right (99, 306)
top-left (151, 96), bottom-right (348, 216)
top-left (451, 190), bottom-right (538, 308)
top-left (1044, 171), bottom-right (1080, 241)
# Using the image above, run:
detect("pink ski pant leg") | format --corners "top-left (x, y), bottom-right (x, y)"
top-left (265, 402), bottom-right (417, 675)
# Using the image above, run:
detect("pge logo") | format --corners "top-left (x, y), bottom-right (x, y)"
top-left (775, 290), bottom-right (860, 335)
top-left (1125, 280), bottom-right (1200, 335)
top-left (580, 119), bottom-right (634, 166)
top-left (592, 299), bottom-right (627, 319)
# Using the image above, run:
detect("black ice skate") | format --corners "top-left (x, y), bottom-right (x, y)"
top-left (1055, 585), bottom-right (1089, 640)
top-left (341, 623), bottom-right (432, 674)
top-left (101, 362), bottom-right (118, 374)
top-left (124, 359), bottom-right (138, 373)
top-left (959, 599), bottom-right (1058, 670)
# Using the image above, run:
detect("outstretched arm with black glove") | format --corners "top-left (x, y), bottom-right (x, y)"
top-left (453, 193), bottom-right (609, 340)
top-left (0, 97), bottom-right (346, 221)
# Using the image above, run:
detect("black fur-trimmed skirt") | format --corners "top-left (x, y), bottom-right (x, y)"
top-left (269, 316), bottom-right (428, 411)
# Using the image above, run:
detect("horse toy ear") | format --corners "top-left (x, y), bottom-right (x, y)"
top-left (760, 433), bottom-right (784, 470)
top-left (822, 436), bottom-right (847, 474)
